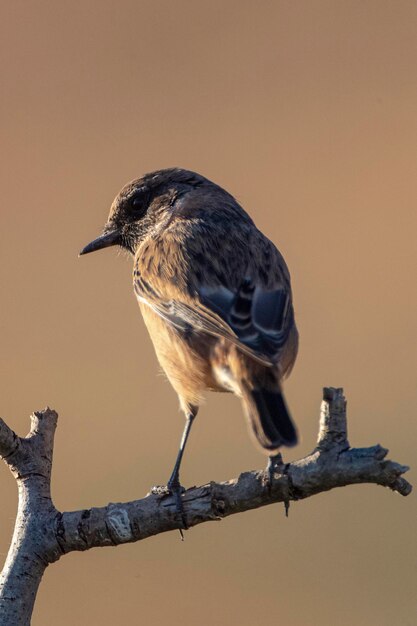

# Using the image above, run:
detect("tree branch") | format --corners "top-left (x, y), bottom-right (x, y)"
top-left (0, 388), bottom-right (412, 625)
top-left (0, 409), bottom-right (59, 626)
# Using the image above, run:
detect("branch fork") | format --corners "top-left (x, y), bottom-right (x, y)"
top-left (0, 388), bottom-right (412, 626)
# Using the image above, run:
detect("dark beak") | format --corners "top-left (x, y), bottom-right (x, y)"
top-left (79, 229), bottom-right (121, 256)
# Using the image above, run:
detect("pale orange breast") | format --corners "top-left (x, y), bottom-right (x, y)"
top-left (138, 302), bottom-right (222, 408)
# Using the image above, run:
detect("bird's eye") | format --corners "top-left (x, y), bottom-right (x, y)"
top-left (129, 191), bottom-right (149, 216)
top-left (132, 197), bottom-right (143, 209)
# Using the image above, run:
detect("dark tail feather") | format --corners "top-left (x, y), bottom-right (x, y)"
top-left (242, 386), bottom-right (298, 452)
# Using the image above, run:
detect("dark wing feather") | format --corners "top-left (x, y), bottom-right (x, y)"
top-left (200, 279), bottom-right (294, 359)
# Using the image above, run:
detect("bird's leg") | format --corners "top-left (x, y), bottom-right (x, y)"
top-left (168, 412), bottom-right (195, 490)
top-left (167, 410), bottom-right (197, 534)
top-left (152, 407), bottom-right (198, 534)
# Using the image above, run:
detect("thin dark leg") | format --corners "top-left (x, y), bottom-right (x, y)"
top-left (167, 411), bottom-right (196, 490)
top-left (158, 406), bottom-right (198, 535)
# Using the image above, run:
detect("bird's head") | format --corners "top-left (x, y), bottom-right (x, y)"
top-left (79, 168), bottom-right (215, 257)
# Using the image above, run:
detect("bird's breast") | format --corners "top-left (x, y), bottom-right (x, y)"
top-left (137, 301), bottom-right (225, 400)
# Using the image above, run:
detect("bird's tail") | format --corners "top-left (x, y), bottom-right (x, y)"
top-left (239, 382), bottom-right (298, 454)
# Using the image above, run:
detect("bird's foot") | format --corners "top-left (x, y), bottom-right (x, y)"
top-left (266, 453), bottom-right (283, 489)
top-left (151, 479), bottom-right (188, 538)
top-left (265, 453), bottom-right (290, 516)
top-left (168, 478), bottom-right (188, 537)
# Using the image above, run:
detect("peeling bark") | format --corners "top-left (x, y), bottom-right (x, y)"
top-left (0, 388), bottom-right (412, 625)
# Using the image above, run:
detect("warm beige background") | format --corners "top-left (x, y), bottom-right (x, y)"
top-left (0, 1), bottom-right (416, 624)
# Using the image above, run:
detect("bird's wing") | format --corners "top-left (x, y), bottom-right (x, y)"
top-left (134, 238), bottom-right (295, 367)
top-left (134, 273), bottom-right (272, 363)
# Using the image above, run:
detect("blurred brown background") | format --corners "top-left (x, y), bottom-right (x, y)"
top-left (0, 1), bottom-right (416, 624)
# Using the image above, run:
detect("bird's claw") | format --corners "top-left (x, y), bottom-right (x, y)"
top-left (169, 481), bottom-right (188, 537)
top-left (266, 453), bottom-right (283, 490)
top-left (151, 481), bottom-right (188, 537)
top-left (265, 454), bottom-right (291, 516)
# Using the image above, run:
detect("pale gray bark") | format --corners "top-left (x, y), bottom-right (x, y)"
top-left (0, 388), bottom-right (412, 625)
top-left (0, 410), bottom-right (60, 625)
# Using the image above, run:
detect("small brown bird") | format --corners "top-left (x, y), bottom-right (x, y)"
top-left (80, 168), bottom-right (298, 520)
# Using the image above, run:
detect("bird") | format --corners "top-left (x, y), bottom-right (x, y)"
top-left (80, 168), bottom-right (299, 525)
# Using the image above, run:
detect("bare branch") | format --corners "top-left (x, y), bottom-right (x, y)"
top-left (0, 409), bottom-right (59, 626)
top-left (0, 389), bottom-right (412, 626)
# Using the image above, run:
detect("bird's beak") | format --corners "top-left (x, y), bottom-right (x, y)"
top-left (79, 229), bottom-right (121, 256)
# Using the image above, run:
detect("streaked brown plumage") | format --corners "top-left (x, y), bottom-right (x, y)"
top-left (80, 168), bottom-right (299, 513)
